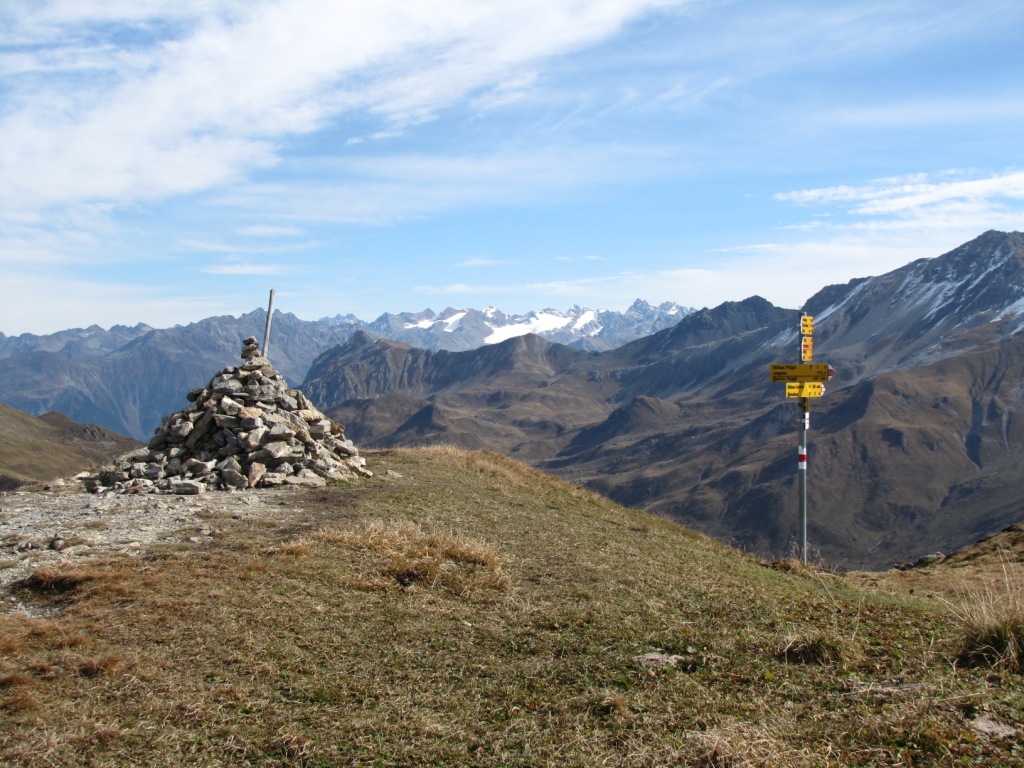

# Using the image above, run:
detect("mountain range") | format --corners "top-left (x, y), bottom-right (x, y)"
top-left (0, 299), bottom-right (688, 440)
top-left (309, 230), bottom-right (1024, 569)
top-left (3, 230), bottom-right (1024, 567)
top-left (331, 299), bottom-right (692, 352)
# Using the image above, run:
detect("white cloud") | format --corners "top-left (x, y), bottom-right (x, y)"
top-left (458, 257), bottom-right (515, 267)
top-left (703, 167), bottom-right (1024, 307)
top-left (180, 238), bottom-right (314, 254)
top-left (776, 170), bottom-right (1024, 216)
top-left (0, 0), bottom-right (687, 217)
top-left (235, 225), bottom-right (303, 237)
top-left (774, 171), bottom-right (1024, 249)
top-left (201, 260), bottom-right (285, 275)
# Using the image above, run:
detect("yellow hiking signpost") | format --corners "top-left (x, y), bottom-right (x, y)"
top-left (785, 382), bottom-right (824, 398)
top-left (769, 363), bottom-right (835, 383)
top-left (768, 314), bottom-right (836, 565)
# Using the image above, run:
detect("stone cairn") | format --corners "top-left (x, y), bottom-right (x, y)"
top-left (86, 337), bottom-right (370, 495)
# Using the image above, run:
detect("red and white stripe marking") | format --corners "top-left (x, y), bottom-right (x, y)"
top-left (798, 446), bottom-right (807, 470)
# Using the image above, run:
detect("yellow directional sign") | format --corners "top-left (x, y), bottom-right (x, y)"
top-left (786, 382), bottom-right (824, 398)
top-left (769, 363), bottom-right (835, 383)
top-left (801, 336), bottom-right (813, 362)
top-left (801, 315), bottom-right (814, 335)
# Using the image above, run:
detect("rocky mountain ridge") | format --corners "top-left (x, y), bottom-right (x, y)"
top-left (0, 299), bottom-right (690, 439)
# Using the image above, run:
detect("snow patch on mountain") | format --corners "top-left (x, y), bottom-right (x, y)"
top-left (318, 300), bottom-right (695, 352)
top-left (484, 309), bottom-right (586, 344)
top-left (572, 310), bottom-right (600, 331)
top-left (406, 318), bottom-right (437, 330)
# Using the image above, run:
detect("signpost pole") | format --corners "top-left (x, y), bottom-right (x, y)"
top-left (799, 403), bottom-right (809, 565)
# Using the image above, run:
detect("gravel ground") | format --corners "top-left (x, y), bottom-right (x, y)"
top-left (0, 478), bottom-right (312, 614)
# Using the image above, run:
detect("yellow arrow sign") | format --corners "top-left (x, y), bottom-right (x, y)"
top-left (800, 315), bottom-right (814, 335)
top-left (769, 363), bottom-right (835, 383)
top-left (786, 382), bottom-right (824, 398)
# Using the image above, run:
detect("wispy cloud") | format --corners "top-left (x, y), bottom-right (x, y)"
top-left (772, 168), bottom-right (1024, 248)
top-left (201, 259), bottom-right (286, 276)
top-left (825, 98), bottom-right (1024, 128)
top-left (0, 272), bottom-right (247, 335)
top-left (458, 257), bottom-right (515, 267)
top-left (520, 167), bottom-right (1024, 312)
top-left (180, 238), bottom-right (315, 254)
top-left (215, 143), bottom-right (675, 225)
top-left (776, 169), bottom-right (1024, 217)
top-left (236, 225), bottom-right (303, 237)
top-left (413, 283), bottom-right (481, 295)
top-left (701, 167), bottom-right (1024, 307)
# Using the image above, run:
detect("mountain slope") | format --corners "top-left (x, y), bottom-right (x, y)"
top-left (808, 229), bottom-right (1024, 380)
top-left (321, 231), bottom-right (1024, 568)
top-left (2, 447), bottom-right (1020, 766)
top-left (311, 332), bottom-right (613, 462)
top-left (0, 405), bottom-right (140, 489)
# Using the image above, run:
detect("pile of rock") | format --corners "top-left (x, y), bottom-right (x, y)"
top-left (86, 337), bottom-right (370, 495)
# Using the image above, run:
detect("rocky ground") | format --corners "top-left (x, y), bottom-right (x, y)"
top-left (0, 478), bottom-right (317, 615)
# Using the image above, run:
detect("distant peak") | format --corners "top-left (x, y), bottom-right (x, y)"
top-left (346, 329), bottom-right (377, 346)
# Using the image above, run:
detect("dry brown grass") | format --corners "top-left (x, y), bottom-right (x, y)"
top-left (266, 541), bottom-right (312, 556)
top-left (942, 556), bottom-right (1024, 673)
top-left (18, 564), bottom-right (132, 598)
top-left (689, 719), bottom-right (826, 768)
top-left (776, 631), bottom-right (851, 667)
top-left (0, 614), bottom-right (88, 654)
top-left (311, 519), bottom-right (512, 595)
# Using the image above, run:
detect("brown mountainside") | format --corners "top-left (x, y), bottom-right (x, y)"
top-left (316, 231), bottom-right (1024, 569)
top-left (0, 405), bottom-right (140, 489)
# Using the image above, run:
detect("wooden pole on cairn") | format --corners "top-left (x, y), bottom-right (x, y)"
top-left (262, 289), bottom-right (276, 359)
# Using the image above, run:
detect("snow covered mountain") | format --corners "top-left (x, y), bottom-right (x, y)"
top-left (331, 299), bottom-right (692, 352)
top-left (0, 299), bottom-right (692, 439)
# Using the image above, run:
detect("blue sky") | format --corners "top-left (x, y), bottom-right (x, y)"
top-left (2, 0), bottom-right (1023, 335)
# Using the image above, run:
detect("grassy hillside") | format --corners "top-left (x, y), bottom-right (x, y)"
top-left (2, 447), bottom-right (1021, 766)
top-left (0, 405), bottom-right (140, 489)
